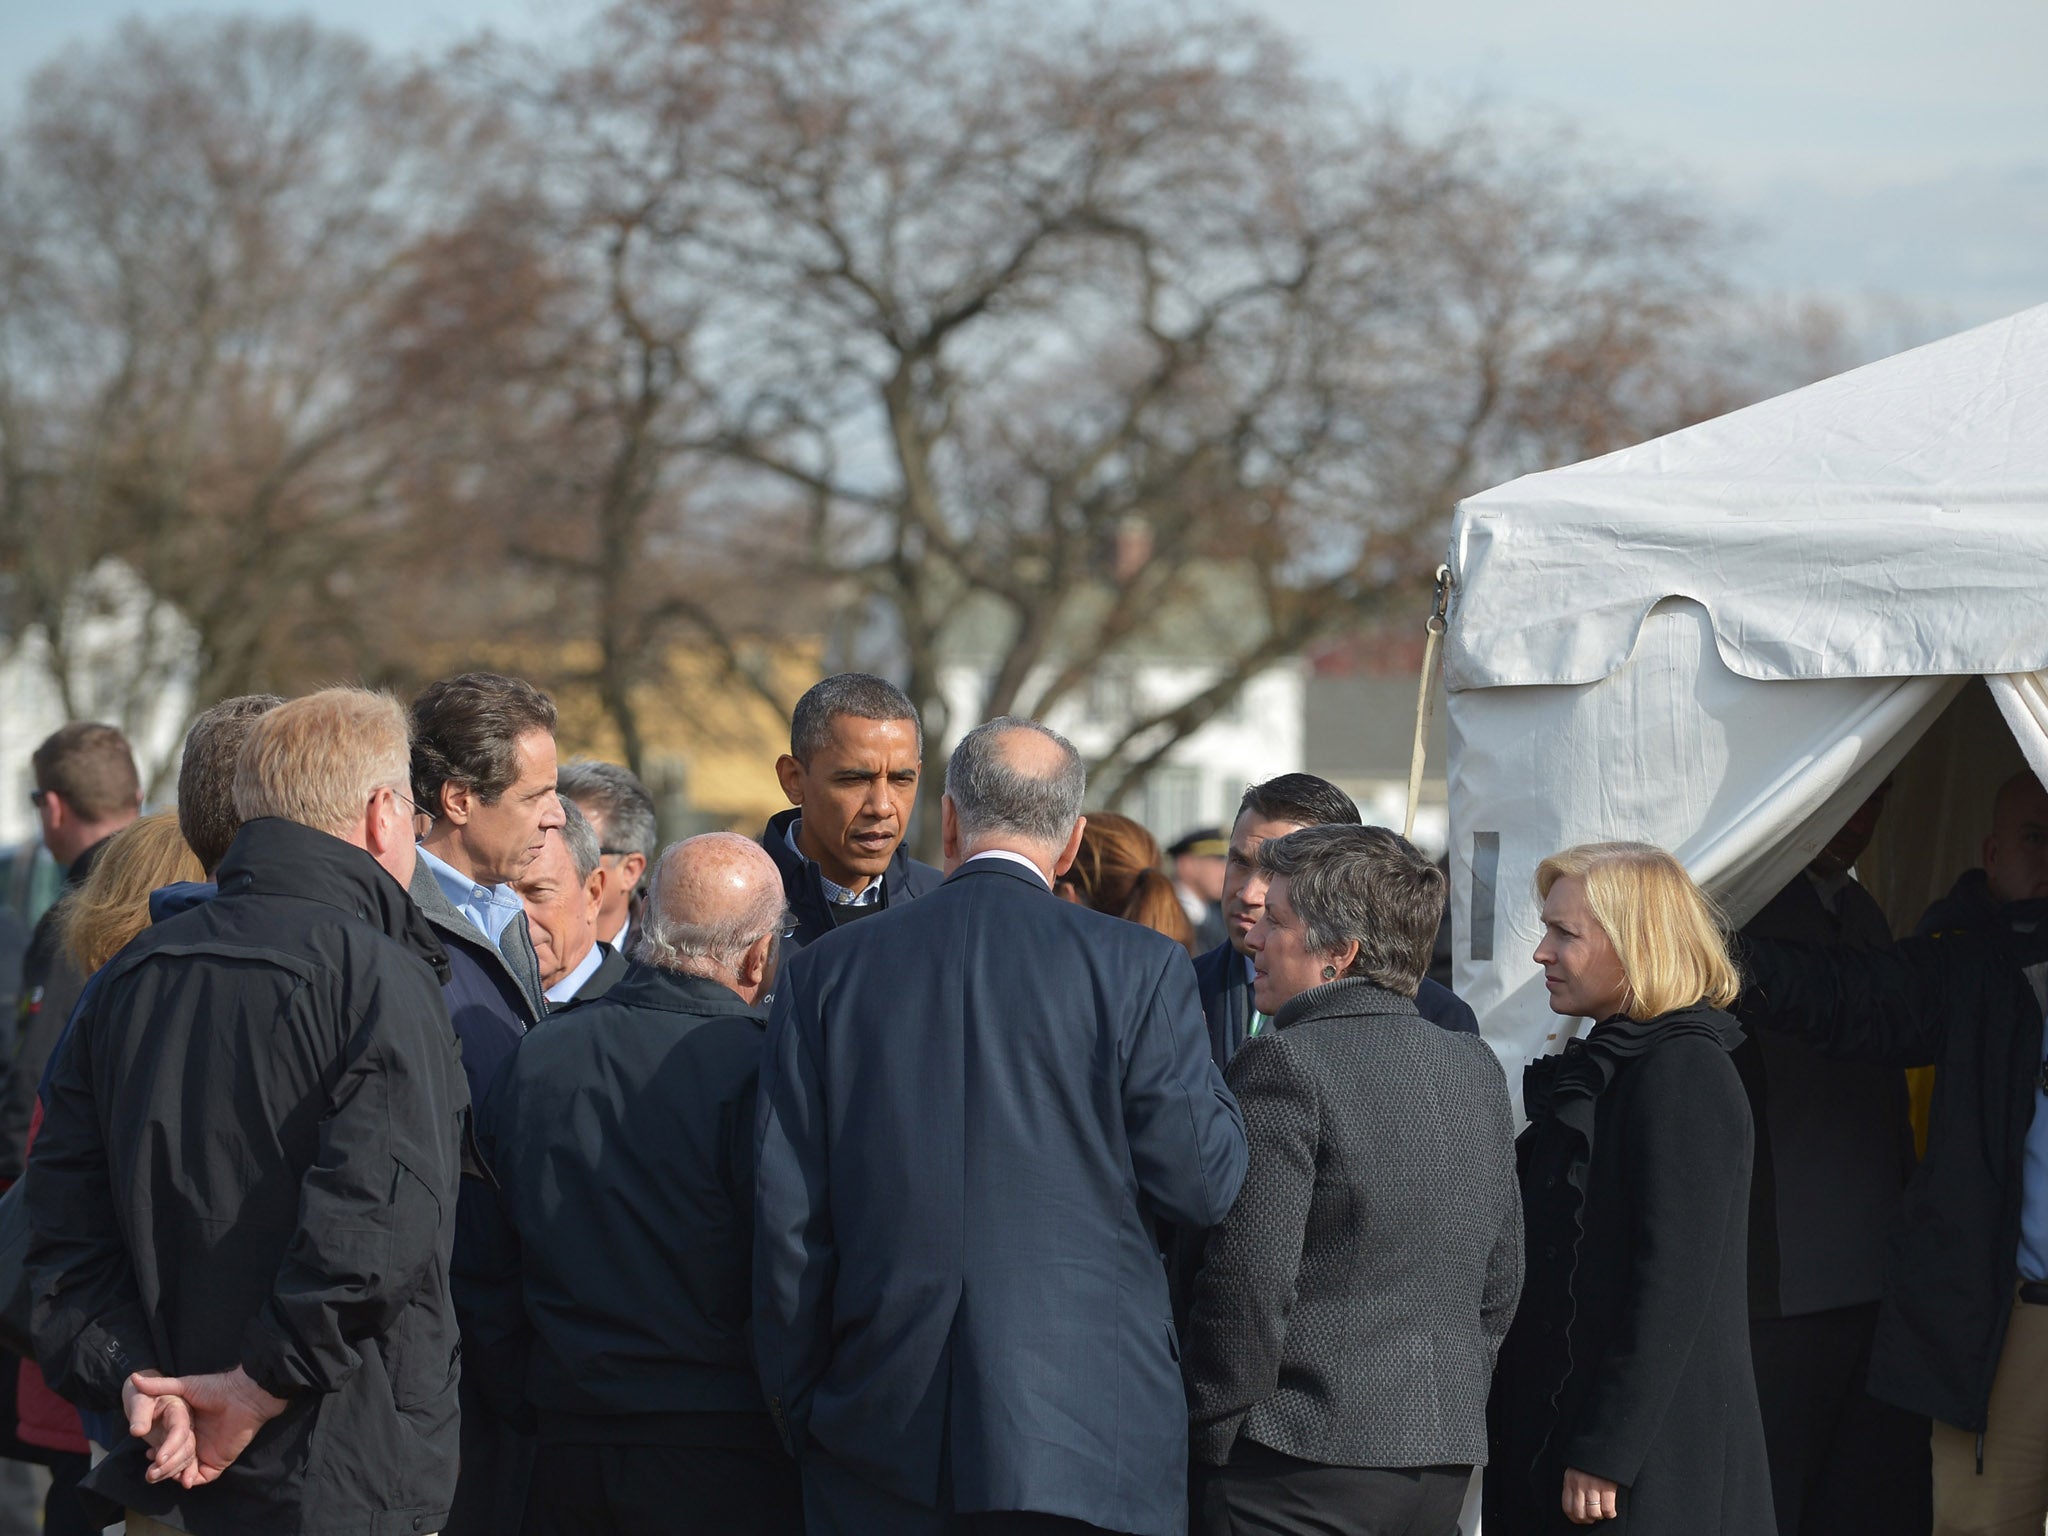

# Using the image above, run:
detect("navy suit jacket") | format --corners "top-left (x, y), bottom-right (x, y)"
top-left (753, 857), bottom-right (1247, 1535)
top-left (1192, 939), bottom-right (1478, 1069)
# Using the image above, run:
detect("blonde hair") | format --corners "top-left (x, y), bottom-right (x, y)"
top-left (1535, 841), bottom-right (1740, 1017)
top-left (59, 811), bottom-right (204, 974)
top-left (234, 689), bottom-right (411, 838)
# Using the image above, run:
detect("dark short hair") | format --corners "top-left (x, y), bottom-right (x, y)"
top-left (409, 673), bottom-right (558, 816)
top-left (557, 759), bottom-right (657, 861)
top-left (1235, 773), bottom-right (1360, 833)
top-left (945, 717), bottom-right (1085, 847)
top-left (789, 673), bottom-right (922, 764)
top-left (177, 695), bottom-right (286, 874)
top-left (32, 723), bottom-right (141, 822)
top-left (1255, 824), bottom-right (1444, 996)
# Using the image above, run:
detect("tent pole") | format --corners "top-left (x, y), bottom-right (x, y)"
top-left (1404, 565), bottom-right (1451, 841)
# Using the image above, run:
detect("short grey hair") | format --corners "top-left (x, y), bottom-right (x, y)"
top-left (631, 835), bottom-right (790, 978)
top-left (790, 673), bottom-right (922, 764)
top-left (944, 717), bottom-right (1085, 849)
top-left (557, 796), bottom-right (601, 882)
top-left (1254, 824), bottom-right (1445, 997)
top-left (557, 758), bottom-right (658, 861)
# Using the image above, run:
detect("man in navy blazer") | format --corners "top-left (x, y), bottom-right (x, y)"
top-left (1194, 773), bottom-right (1478, 1068)
top-left (754, 717), bottom-right (1248, 1536)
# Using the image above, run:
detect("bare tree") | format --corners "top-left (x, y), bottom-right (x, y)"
top-left (471, 0), bottom-right (1737, 847)
top-left (0, 16), bottom-right (497, 738)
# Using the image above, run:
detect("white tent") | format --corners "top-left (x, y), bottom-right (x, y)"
top-left (1445, 302), bottom-right (2048, 1087)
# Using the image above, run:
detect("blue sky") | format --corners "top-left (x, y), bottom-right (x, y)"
top-left (5, 0), bottom-right (2043, 327)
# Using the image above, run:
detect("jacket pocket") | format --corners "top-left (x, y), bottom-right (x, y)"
top-left (384, 1158), bottom-right (457, 1412)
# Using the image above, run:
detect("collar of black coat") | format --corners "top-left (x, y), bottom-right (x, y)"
top-left (584, 962), bottom-right (766, 1023)
top-left (1917, 867), bottom-right (2048, 939)
top-left (763, 805), bottom-right (884, 908)
top-left (1271, 976), bottom-right (1421, 1031)
top-left (1523, 1003), bottom-right (1742, 1127)
top-left (61, 831), bottom-right (115, 889)
top-left (212, 817), bottom-right (449, 982)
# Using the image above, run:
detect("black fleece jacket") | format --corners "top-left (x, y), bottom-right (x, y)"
top-left (27, 820), bottom-right (468, 1534)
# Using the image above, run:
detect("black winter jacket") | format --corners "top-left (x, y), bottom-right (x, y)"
top-left (1738, 876), bottom-right (2048, 1432)
top-left (1486, 1009), bottom-right (1773, 1536)
top-left (760, 807), bottom-right (943, 955)
top-left (1, 835), bottom-right (109, 1183)
top-left (466, 966), bottom-right (775, 1437)
top-left (26, 820), bottom-right (468, 1534)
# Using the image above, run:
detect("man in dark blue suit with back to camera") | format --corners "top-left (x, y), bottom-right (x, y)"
top-left (754, 716), bottom-right (1249, 1536)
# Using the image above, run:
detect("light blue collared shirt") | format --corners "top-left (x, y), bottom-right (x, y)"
top-left (785, 818), bottom-right (884, 907)
top-left (417, 844), bottom-right (525, 951)
top-left (544, 940), bottom-right (607, 1005)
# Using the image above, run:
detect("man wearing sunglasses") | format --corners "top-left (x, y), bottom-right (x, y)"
top-left (3, 723), bottom-right (141, 1187)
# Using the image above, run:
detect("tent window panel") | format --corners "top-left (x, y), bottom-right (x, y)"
top-left (1471, 830), bottom-right (1500, 962)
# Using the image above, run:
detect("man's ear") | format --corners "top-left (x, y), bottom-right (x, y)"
top-left (1051, 815), bottom-right (1087, 879)
top-left (774, 754), bottom-right (805, 808)
top-left (738, 928), bottom-right (775, 991)
top-left (439, 780), bottom-right (474, 828)
top-left (941, 794), bottom-right (961, 865)
top-left (584, 870), bottom-right (605, 920)
top-left (620, 851), bottom-right (647, 890)
top-left (365, 789), bottom-right (404, 862)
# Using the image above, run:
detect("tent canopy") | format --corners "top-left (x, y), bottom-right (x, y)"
top-left (1449, 303), bottom-right (2048, 692)
top-left (1444, 303), bottom-right (2048, 1092)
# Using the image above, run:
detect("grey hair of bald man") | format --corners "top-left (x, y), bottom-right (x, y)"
top-left (944, 716), bottom-right (1085, 849)
top-left (631, 832), bottom-right (789, 978)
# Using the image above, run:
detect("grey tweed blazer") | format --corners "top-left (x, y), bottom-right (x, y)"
top-left (1183, 978), bottom-right (1523, 1469)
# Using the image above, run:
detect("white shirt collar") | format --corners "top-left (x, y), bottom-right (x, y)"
top-left (959, 849), bottom-right (1053, 890)
top-left (544, 940), bottom-right (607, 1004)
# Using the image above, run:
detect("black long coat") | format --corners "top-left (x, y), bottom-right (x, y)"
top-left (1485, 1007), bottom-right (1774, 1536)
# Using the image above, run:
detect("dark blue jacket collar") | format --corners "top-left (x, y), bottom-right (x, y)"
top-left (596, 964), bottom-right (767, 1023)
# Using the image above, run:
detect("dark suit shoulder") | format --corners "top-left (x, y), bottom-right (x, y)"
top-left (1416, 976), bottom-right (1479, 1033)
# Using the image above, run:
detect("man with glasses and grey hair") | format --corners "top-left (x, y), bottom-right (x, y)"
top-left (557, 760), bottom-right (658, 955)
top-left (468, 833), bottom-right (800, 1536)
top-left (754, 717), bottom-right (1247, 1536)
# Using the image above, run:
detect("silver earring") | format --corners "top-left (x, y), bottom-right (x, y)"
top-left (1321, 965), bottom-right (1337, 979)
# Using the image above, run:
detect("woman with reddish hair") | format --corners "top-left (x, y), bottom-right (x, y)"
top-left (1055, 811), bottom-right (1196, 953)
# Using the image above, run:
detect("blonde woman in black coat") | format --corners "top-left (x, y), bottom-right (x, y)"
top-left (1485, 842), bottom-right (1773, 1535)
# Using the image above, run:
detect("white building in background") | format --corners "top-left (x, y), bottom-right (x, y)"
top-left (0, 559), bottom-right (198, 845)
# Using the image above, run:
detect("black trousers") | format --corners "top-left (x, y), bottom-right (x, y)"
top-left (445, 1374), bottom-right (535, 1536)
top-left (801, 1451), bottom-right (1130, 1535)
top-left (1193, 1444), bottom-right (1469, 1536)
top-left (522, 1440), bottom-right (803, 1536)
top-left (1750, 1302), bottom-right (1931, 1536)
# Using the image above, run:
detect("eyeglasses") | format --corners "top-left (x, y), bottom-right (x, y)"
top-left (27, 790), bottom-right (47, 809)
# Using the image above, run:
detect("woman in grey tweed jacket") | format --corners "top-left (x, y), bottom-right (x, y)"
top-left (1182, 825), bottom-right (1524, 1536)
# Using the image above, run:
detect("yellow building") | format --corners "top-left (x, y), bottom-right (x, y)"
top-left (441, 637), bottom-right (821, 837)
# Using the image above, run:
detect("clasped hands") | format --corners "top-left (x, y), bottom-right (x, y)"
top-left (122, 1366), bottom-right (287, 1489)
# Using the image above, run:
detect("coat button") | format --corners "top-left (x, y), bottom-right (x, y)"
top-left (1544, 1175), bottom-right (1557, 1189)
top-left (1544, 1245), bottom-right (1557, 1259)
